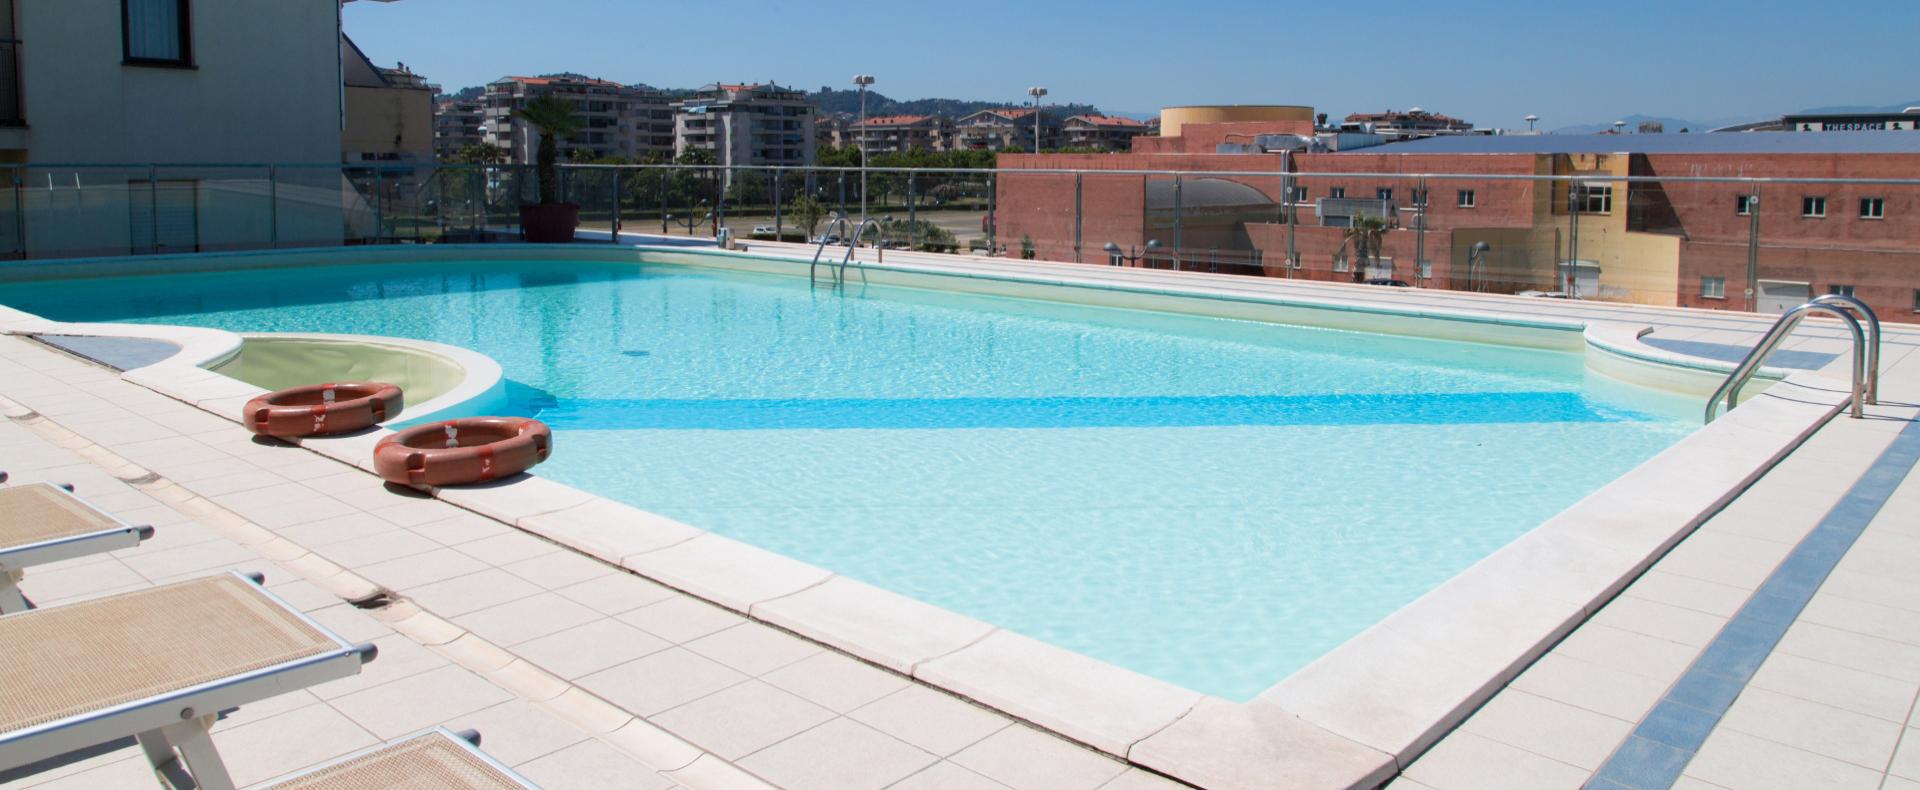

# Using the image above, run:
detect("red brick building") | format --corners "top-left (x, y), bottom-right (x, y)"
top-left (996, 121), bottom-right (1920, 321)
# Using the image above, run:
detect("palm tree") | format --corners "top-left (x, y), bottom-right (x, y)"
top-left (1341, 215), bottom-right (1390, 282)
top-left (512, 94), bottom-right (584, 205)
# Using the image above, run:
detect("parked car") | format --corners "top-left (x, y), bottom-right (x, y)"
top-left (1516, 290), bottom-right (1571, 299)
top-left (812, 234), bottom-right (842, 245)
top-left (1364, 278), bottom-right (1412, 287)
top-left (751, 226), bottom-right (778, 236)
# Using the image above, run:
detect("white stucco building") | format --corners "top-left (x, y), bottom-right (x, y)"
top-left (0, 0), bottom-right (349, 258)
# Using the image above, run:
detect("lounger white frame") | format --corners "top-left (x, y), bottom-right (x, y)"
top-left (245, 726), bottom-right (538, 790)
top-left (0, 483), bottom-right (154, 614)
top-left (0, 572), bottom-right (377, 790)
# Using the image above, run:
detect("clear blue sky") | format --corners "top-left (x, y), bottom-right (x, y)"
top-left (344, 0), bottom-right (1920, 130)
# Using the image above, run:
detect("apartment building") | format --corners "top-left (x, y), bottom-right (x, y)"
top-left (342, 38), bottom-right (433, 166)
top-left (484, 75), bottom-right (675, 163)
top-left (0, 0), bottom-right (348, 258)
top-left (854, 115), bottom-right (953, 154)
top-left (1062, 115), bottom-right (1153, 151)
top-left (673, 83), bottom-right (816, 168)
top-left (434, 99), bottom-right (486, 161)
top-left (954, 108), bottom-right (1060, 151)
top-left (997, 107), bottom-right (1920, 322)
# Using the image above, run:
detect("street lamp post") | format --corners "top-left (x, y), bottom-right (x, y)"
top-left (1027, 87), bottom-right (1048, 151)
top-left (1524, 114), bottom-right (1538, 133)
top-left (854, 74), bottom-right (875, 219)
top-left (1103, 239), bottom-right (1159, 267)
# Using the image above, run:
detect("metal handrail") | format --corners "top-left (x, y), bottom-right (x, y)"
top-left (1809, 293), bottom-right (1881, 403)
top-left (808, 214), bottom-right (851, 285)
top-left (1706, 302), bottom-right (1869, 423)
top-left (841, 217), bottom-right (882, 284)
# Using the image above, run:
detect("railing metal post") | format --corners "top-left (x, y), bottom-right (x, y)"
top-left (773, 167), bottom-right (782, 240)
top-left (1281, 157), bottom-right (1295, 279)
top-left (987, 172), bottom-right (997, 256)
top-left (1415, 177), bottom-right (1427, 287)
top-left (908, 171), bottom-right (918, 250)
top-left (1567, 179), bottom-right (1580, 298)
top-left (147, 166), bottom-right (158, 255)
top-left (1072, 172), bottom-right (1082, 263)
top-left (471, 166), bottom-right (483, 239)
top-left (1172, 175), bottom-right (1183, 269)
top-left (1745, 185), bottom-right (1762, 311)
top-left (837, 171), bottom-right (847, 221)
top-left (267, 165), bottom-right (278, 249)
top-left (11, 166), bottom-right (23, 259)
top-left (610, 167), bottom-right (622, 244)
top-left (714, 167), bottom-right (725, 236)
top-left (373, 169), bottom-right (385, 244)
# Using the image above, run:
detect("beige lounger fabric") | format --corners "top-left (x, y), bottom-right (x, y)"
top-left (0, 575), bottom-right (336, 733)
top-left (267, 732), bottom-right (528, 790)
top-left (0, 484), bottom-right (121, 550)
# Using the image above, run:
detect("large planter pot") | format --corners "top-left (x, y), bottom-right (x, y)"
top-left (519, 203), bottom-right (579, 243)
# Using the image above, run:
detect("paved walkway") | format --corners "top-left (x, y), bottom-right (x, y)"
top-left (1394, 336), bottom-right (1920, 787)
top-left (0, 334), bottom-right (1176, 790)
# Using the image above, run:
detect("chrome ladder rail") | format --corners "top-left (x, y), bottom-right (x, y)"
top-left (1810, 293), bottom-right (1880, 403)
top-left (1705, 297), bottom-right (1877, 423)
top-left (809, 214), bottom-right (852, 286)
top-left (840, 217), bottom-right (883, 284)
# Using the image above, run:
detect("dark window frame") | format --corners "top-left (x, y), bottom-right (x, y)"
top-left (121, 0), bottom-right (194, 69)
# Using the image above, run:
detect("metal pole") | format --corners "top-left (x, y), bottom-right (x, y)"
top-left (773, 167), bottom-right (782, 239)
top-left (660, 169), bottom-right (669, 234)
top-left (610, 168), bottom-right (622, 244)
top-left (1072, 172), bottom-right (1082, 263)
top-left (1567, 181), bottom-right (1579, 297)
top-left (907, 172), bottom-right (917, 249)
top-left (1284, 156), bottom-right (1297, 279)
top-left (1172, 175), bottom-right (1183, 268)
top-left (267, 165), bottom-right (278, 249)
top-left (858, 85), bottom-right (868, 220)
top-left (1415, 176), bottom-right (1427, 287)
top-left (147, 166), bottom-right (158, 254)
top-left (714, 168), bottom-right (725, 236)
top-left (987, 172), bottom-right (997, 255)
top-left (373, 169), bottom-right (385, 244)
top-left (472, 166), bottom-right (482, 238)
top-left (11, 167), bottom-right (23, 258)
top-left (1745, 187), bottom-right (1762, 311)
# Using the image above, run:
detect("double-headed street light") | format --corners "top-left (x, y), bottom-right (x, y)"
top-left (854, 74), bottom-right (875, 219)
top-left (1103, 239), bottom-right (1159, 267)
top-left (1027, 86), bottom-right (1048, 151)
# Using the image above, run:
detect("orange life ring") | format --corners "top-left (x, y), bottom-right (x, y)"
top-left (372, 417), bottom-right (552, 487)
top-left (244, 382), bottom-right (403, 438)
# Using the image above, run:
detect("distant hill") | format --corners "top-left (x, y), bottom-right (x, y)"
top-left (437, 85), bottom-right (484, 102)
top-left (805, 87), bottom-right (1101, 119)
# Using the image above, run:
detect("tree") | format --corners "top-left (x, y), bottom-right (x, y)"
top-left (511, 94), bottom-right (584, 205)
top-left (789, 194), bottom-right (827, 238)
top-left (453, 142), bottom-right (507, 165)
top-left (1341, 215), bottom-right (1390, 282)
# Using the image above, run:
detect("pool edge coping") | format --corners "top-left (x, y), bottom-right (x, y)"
top-left (0, 244), bottom-right (1866, 790)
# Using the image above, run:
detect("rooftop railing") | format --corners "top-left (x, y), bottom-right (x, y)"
top-left (1, 161), bottom-right (1917, 323)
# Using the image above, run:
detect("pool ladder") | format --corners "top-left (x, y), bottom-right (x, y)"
top-left (809, 215), bottom-right (887, 287)
top-left (1705, 293), bottom-right (1879, 423)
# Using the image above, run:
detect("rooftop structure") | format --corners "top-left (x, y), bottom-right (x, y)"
top-left (1340, 108), bottom-right (1476, 140)
top-left (1062, 115), bottom-right (1154, 151)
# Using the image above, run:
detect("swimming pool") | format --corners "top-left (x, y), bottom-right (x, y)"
top-left (1, 256), bottom-right (1698, 700)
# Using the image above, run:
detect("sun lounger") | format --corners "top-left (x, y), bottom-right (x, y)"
top-left (251, 727), bottom-right (538, 790)
top-left (0, 483), bottom-right (154, 614)
top-left (0, 572), bottom-right (378, 790)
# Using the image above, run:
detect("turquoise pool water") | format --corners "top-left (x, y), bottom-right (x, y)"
top-left (2, 258), bottom-right (1697, 700)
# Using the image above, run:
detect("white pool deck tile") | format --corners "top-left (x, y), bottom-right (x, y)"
top-left (0, 337), bottom-right (1112, 790)
top-left (7, 255), bottom-right (1920, 790)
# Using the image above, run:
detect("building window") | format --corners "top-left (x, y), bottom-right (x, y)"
top-left (1376, 187), bottom-right (1393, 201)
top-left (1803, 196), bottom-right (1827, 217)
top-left (1572, 183), bottom-right (1612, 214)
top-left (1417, 260), bottom-right (1433, 279)
top-left (1288, 252), bottom-right (1302, 270)
top-left (1829, 284), bottom-right (1855, 297)
top-left (1332, 252), bottom-right (1349, 273)
top-left (1735, 195), bottom-right (1753, 215)
top-left (1410, 189), bottom-right (1428, 207)
top-left (1457, 190), bottom-right (1476, 208)
top-left (1291, 186), bottom-right (1307, 202)
top-left (1701, 276), bottom-right (1726, 300)
top-left (123, 0), bottom-right (191, 66)
top-left (1861, 197), bottom-right (1885, 219)
top-left (1329, 187), bottom-right (1345, 199)
top-left (1912, 289), bottom-right (1919, 314)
